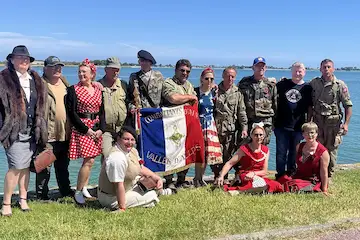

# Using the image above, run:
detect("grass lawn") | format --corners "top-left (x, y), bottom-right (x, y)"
top-left (1, 169), bottom-right (360, 240)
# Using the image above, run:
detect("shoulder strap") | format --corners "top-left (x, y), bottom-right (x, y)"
top-left (135, 72), bottom-right (156, 108)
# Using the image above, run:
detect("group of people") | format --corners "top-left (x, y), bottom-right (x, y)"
top-left (0, 45), bottom-right (353, 216)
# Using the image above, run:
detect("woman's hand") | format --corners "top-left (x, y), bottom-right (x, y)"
top-left (156, 178), bottom-right (163, 190)
top-left (215, 176), bottom-right (224, 186)
top-left (95, 130), bottom-right (103, 139)
top-left (86, 128), bottom-right (96, 138)
top-left (245, 171), bottom-right (256, 180)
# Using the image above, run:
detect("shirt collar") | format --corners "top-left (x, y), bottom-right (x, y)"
top-left (16, 71), bottom-right (31, 80)
top-left (115, 143), bottom-right (130, 156)
top-left (100, 77), bottom-right (121, 90)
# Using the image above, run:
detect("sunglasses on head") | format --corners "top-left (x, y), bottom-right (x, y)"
top-left (204, 77), bottom-right (214, 81)
top-left (179, 69), bottom-right (191, 74)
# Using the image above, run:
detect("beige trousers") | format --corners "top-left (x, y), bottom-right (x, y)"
top-left (98, 185), bottom-right (159, 210)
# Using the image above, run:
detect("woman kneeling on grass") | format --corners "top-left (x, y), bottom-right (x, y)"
top-left (98, 126), bottom-right (163, 212)
top-left (215, 122), bottom-right (283, 193)
top-left (277, 122), bottom-right (330, 195)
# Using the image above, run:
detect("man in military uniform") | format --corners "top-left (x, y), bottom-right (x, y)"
top-left (213, 67), bottom-right (248, 180)
top-left (128, 50), bottom-right (164, 113)
top-left (98, 57), bottom-right (128, 161)
top-left (162, 59), bottom-right (198, 189)
top-left (238, 57), bottom-right (277, 145)
top-left (309, 59), bottom-right (353, 176)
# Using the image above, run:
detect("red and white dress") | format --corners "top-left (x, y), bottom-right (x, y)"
top-left (224, 144), bottom-right (283, 193)
top-left (69, 83), bottom-right (103, 159)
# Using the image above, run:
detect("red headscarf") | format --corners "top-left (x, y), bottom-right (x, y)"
top-left (80, 58), bottom-right (96, 74)
top-left (201, 67), bottom-right (214, 77)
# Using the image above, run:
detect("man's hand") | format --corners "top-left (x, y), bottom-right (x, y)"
top-left (341, 123), bottom-right (349, 135)
top-left (241, 130), bottom-right (248, 138)
top-left (93, 81), bottom-right (104, 91)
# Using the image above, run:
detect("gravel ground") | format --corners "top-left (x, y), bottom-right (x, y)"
top-left (311, 228), bottom-right (360, 240)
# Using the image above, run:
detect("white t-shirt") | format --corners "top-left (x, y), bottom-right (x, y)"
top-left (16, 71), bottom-right (32, 102)
top-left (105, 148), bottom-right (128, 183)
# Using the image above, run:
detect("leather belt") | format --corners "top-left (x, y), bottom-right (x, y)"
top-left (78, 112), bottom-right (98, 120)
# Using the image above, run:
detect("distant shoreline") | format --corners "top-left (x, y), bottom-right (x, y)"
top-left (1, 63), bottom-right (360, 72)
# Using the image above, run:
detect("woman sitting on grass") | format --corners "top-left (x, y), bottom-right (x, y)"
top-left (277, 122), bottom-right (330, 195)
top-left (215, 122), bottom-right (283, 193)
top-left (97, 126), bottom-right (163, 212)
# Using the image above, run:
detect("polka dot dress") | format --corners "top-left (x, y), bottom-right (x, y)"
top-left (69, 82), bottom-right (103, 160)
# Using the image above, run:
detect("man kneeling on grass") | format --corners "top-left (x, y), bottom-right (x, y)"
top-left (97, 126), bottom-right (163, 212)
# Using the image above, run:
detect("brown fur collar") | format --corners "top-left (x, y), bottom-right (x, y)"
top-left (0, 68), bottom-right (48, 148)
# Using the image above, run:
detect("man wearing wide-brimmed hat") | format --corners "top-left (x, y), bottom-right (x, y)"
top-left (0, 45), bottom-right (47, 216)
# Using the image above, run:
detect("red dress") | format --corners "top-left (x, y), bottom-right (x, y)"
top-left (69, 83), bottom-right (103, 159)
top-left (278, 141), bottom-right (327, 192)
top-left (224, 144), bottom-right (283, 193)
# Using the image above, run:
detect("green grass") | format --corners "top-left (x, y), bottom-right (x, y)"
top-left (1, 169), bottom-right (360, 240)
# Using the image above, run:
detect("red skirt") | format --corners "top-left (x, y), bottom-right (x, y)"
top-left (69, 118), bottom-right (102, 160)
top-left (224, 172), bottom-right (284, 193)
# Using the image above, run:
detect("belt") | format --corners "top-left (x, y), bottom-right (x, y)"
top-left (78, 112), bottom-right (99, 120)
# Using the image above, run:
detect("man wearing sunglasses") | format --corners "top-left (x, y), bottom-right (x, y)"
top-left (238, 57), bottom-right (277, 145)
top-left (162, 59), bottom-right (198, 189)
top-left (213, 66), bottom-right (248, 181)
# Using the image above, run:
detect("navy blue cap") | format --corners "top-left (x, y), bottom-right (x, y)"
top-left (137, 50), bottom-right (156, 65)
top-left (253, 57), bottom-right (266, 66)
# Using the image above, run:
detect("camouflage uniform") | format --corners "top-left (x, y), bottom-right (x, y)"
top-left (238, 76), bottom-right (277, 145)
top-left (98, 77), bottom-right (128, 160)
top-left (162, 76), bottom-right (196, 105)
top-left (128, 70), bottom-right (164, 109)
top-left (310, 75), bottom-right (352, 176)
top-left (162, 76), bottom-right (197, 185)
top-left (213, 82), bottom-right (248, 177)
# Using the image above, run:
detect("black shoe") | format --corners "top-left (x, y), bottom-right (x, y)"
top-left (165, 182), bottom-right (177, 190)
top-left (194, 179), bottom-right (207, 188)
top-left (61, 189), bottom-right (75, 198)
top-left (176, 181), bottom-right (192, 189)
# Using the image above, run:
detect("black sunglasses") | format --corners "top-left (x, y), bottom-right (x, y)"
top-left (179, 69), bottom-right (191, 74)
top-left (205, 77), bottom-right (214, 81)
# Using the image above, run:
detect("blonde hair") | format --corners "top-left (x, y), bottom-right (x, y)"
top-left (250, 122), bottom-right (265, 135)
top-left (301, 122), bottom-right (318, 133)
top-left (292, 62), bottom-right (305, 70)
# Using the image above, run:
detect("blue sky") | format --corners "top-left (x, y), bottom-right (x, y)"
top-left (1, 0), bottom-right (359, 67)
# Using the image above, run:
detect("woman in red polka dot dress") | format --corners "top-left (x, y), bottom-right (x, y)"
top-left (66, 59), bottom-right (105, 205)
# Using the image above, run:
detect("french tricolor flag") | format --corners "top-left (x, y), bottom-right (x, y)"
top-left (139, 104), bottom-right (205, 175)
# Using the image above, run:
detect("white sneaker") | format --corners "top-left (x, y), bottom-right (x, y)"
top-left (74, 191), bottom-right (85, 205)
top-left (82, 187), bottom-right (93, 198)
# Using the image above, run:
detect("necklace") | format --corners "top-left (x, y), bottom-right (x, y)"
top-left (247, 144), bottom-right (266, 162)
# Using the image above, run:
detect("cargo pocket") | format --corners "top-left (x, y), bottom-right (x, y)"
top-left (334, 134), bottom-right (342, 148)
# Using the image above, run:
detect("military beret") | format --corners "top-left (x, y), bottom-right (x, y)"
top-left (137, 50), bottom-right (156, 65)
